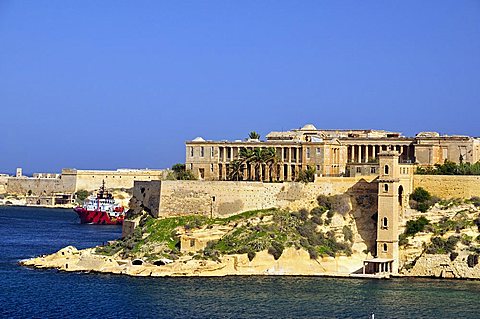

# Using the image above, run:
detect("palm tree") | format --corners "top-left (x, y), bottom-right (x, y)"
top-left (237, 147), bottom-right (277, 181)
top-left (248, 131), bottom-right (260, 140)
top-left (261, 147), bottom-right (277, 181)
top-left (239, 147), bottom-right (255, 180)
top-left (227, 159), bottom-right (244, 181)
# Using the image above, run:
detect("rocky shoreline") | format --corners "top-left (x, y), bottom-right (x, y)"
top-left (20, 244), bottom-right (480, 280)
top-left (20, 245), bottom-right (370, 278)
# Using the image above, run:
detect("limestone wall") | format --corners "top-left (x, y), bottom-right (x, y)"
top-left (136, 176), bottom-right (378, 219)
top-left (74, 170), bottom-right (167, 192)
top-left (6, 177), bottom-right (76, 196)
top-left (0, 176), bottom-right (8, 194)
top-left (413, 175), bottom-right (480, 199)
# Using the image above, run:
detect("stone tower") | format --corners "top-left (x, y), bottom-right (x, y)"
top-left (16, 168), bottom-right (22, 178)
top-left (377, 150), bottom-right (401, 273)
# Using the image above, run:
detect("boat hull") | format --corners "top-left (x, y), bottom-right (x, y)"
top-left (74, 207), bottom-right (124, 225)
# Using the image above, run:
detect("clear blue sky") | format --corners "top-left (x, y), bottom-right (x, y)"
top-left (1, 1), bottom-right (479, 174)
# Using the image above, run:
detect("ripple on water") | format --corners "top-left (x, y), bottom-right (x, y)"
top-left (1, 207), bottom-right (480, 318)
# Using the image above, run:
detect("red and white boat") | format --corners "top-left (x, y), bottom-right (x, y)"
top-left (73, 181), bottom-right (125, 225)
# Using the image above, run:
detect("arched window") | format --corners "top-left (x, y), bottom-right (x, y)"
top-left (383, 217), bottom-right (388, 228)
top-left (398, 185), bottom-right (404, 206)
top-left (383, 243), bottom-right (388, 252)
top-left (384, 165), bottom-right (389, 175)
top-left (384, 184), bottom-right (389, 192)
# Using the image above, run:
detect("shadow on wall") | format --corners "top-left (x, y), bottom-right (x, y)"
top-left (217, 199), bottom-right (245, 217)
top-left (345, 178), bottom-right (379, 255)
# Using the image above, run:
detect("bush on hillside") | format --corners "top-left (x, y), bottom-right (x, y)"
top-left (405, 216), bottom-right (430, 236)
top-left (410, 187), bottom-right (431, 202)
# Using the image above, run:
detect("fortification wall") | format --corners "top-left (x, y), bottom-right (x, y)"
top-left (413, 175), bottom-right (480, 199)
top-left (6, 177), bottom-right (76, 196)
top-left (0, 176), bottom-right (8, 194)
top-left (74, 170), bottom-right (166, 192)
top-left (136, 176), bottom-right (378, 218)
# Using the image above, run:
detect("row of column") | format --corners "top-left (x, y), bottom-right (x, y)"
top-left (218, 146), bottom-right (304, 163)
top-left (348, 144), bottom-right (412, 163)
top-left (219, 163), bottom-right (303, 182)
top-left (362, 261), bottom-right (393, 274)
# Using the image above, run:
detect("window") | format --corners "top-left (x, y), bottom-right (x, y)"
top-left (382, 217), bottom-right (388, 228)
top-left (200, 146), bottom-right (205, 157)
top-left (356, 167), bottom-right (362, 173)
top-left (370, 167), bottom-right (376, 174)
top-left (190, 163), bottom-right (193, 170)
top-left (316, 165), bottom-right (321, 172)
top-left (210, 164), bottom-right (214, 172)
top-left (383, 243), bottom-right (388, 252)
top-left (211, 147), bottom-right (214, 157)
top-left (306, 148), bottom-right (311, 159)
top-left (190, 147), bottom-right (194, 157)
top-left (384, 165), bottom-right (389, 175)
top-left (316, 147), bottom-right (321, 154)
top-left (384, 184), bottom-right (389, 192)
top-left (190, 239), bottom-right (195, 247)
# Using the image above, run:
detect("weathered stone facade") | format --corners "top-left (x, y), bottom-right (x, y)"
top-left (185, 124), bottom-right (480, 181)
top-left (133, 176), bottom-right (379, 219)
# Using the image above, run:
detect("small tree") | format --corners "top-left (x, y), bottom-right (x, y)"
top-left (248, 131), bottom-right (260, 140)
top-left (171, 163), bottom-right (196, 180)
top-left (296, 165), bottom-right (316, 183)
top-left (410, 187), bottom-right (431, 202)
top-left (76, 189), bottom-right (90, 203)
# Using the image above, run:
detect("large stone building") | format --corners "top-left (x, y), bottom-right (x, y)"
top-left (185, 124), bottom-right (480, 181)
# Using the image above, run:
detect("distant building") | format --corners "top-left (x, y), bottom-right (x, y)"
top-left (1, 168), bottom-right (170, 206)
top-left (185, 124), bottom-right (480, 181)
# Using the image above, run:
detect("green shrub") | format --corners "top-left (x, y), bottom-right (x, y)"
top-left (461, 234), bottom-right (473, 246)
top-left (399, 233), bottom-right (409, 246)
top-left (247, 251), bottom-right (256, 261)
top-left (449, 252), bottom-right (459, 261)
top-left (342, 226), bottom-right (353, 242)
top-left (470, 197), bottom-right (480, 207)
top-left (296, 166), bottom-right (316, 183)
top-left (426, 236), bottom-right (459, 254)
top-left (307, 246), bottom-right (318, 260)
top-left (310, 206), bottom-right (326, 216)
top-left (467, 254), bottom-right (479, 268)
top-left (405, 217), bottom-right (430, 236)
top-left (410, 187), bottom-right (431, 202)
top-left (311, 215), bottom-right (323, 225)
top-left (326, 210), bottom-right (335, 219)
top-left (316, 195), bottom-right (332, 210)
top-left (268, 241), bottom-right (284, 260)
top-left (299, 209), bottom-right (309, 221)
top-left (75, 189), bottom-right (90, 201)
top-left (416, 202), bottom-right (430, 213)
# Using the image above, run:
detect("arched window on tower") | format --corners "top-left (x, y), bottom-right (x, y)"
top-left (384, 184), bottom-right (389, 192)
top-left (382, 217), bottom-right (388, 228)
top-left (398, 185), bottom-right (404, 206)
top-left (384, 165), bottom-right (389, 175)
top-left (383, 243), bottom-right (388, 252)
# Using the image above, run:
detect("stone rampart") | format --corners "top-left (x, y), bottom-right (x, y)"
top-left (0, 176), bottom-right (8, 194)
top-left (6, 177), bottom-right (76, 196)
top-left (74, 170), bottom-right (167, 192)
top-left (413, 175), bottom-right (480, 199)
top-left (136, 176), bottom-right (379, 219)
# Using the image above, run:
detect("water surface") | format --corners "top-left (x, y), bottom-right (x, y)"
top-left (1, 206), bottom-right (479, 318)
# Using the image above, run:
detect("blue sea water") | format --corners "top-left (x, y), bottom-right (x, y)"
top-left (1, 206), bottom-right (480, 319)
